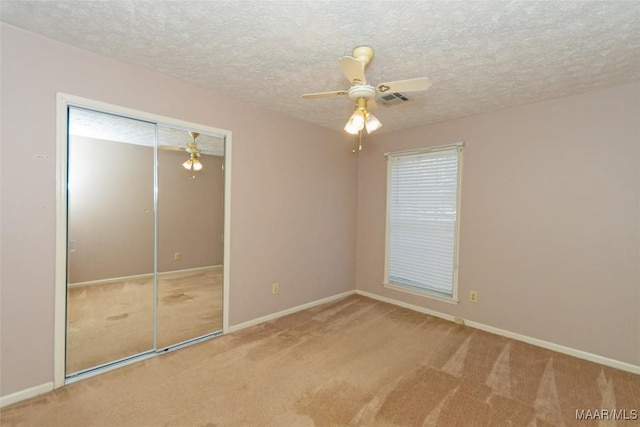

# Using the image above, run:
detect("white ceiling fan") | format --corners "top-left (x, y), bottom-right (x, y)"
top-left (302, 46), bottom-right (432, 135)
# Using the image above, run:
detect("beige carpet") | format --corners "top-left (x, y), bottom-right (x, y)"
top-left (66, 267), bottom-right (223, 373)
top-left (3, 295), bottom-right (639, 426)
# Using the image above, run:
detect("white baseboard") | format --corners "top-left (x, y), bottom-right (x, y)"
top-left (0, 382), bottom-right (54, 408)
top-left (356, 290), bottom-right (640, 375)
top-left (228, 290), bottom-right (356, 333)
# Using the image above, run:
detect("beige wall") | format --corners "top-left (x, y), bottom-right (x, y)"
top-left (68, 136), bottom-right (155, 283)
top-left (356, 83), bottom-right (640, 366)
top-left (0, 24), bottom-right (357, 396)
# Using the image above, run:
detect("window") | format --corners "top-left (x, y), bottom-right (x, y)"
top-left (384, 143), bottom-right (463, 303)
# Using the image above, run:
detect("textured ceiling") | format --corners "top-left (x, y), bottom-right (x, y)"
top-left (2, 1), bottom-right (639, 134)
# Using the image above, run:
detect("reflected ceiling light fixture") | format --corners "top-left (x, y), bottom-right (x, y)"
top-left (181, 132), bottom-right (203, 171)
top-left (182, 153), bottom-right (203, 171)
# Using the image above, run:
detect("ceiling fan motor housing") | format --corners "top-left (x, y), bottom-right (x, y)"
top-left (347, 85), bottom-right (376, 101)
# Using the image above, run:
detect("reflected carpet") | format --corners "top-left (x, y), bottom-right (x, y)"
top-left (66, 267), bottom-right (223, 373)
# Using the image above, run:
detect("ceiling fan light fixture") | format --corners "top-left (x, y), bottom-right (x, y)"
top-left (365, 112), bottom-right (382, 134)
top-left (182, 152), bottom-right (204, 171)
top-left (344, 109), bottom-right (365, 135)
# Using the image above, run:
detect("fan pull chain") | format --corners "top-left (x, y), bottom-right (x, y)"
top-left (352, 130), bottom-right (364, 153)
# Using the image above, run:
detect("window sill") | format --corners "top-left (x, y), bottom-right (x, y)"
top-left (383, 282), bottom-right (459, 305)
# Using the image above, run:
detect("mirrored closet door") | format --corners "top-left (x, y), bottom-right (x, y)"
top-left (65, 106), bottom-right (226, 377)
top-left (156, 126), bottom-right (225, 349)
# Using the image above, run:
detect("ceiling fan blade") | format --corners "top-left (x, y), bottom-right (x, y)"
top-left (159, 145), bottom-right (185, 152)
top-left (376, 77), bottom-right (432, 94)
top-left (339, 56), bottom-right (366, 85)
top-left (302, 91), bottom-right (347, 99)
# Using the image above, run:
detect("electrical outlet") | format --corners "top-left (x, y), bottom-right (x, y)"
top-left (469, 291), bottom-right (478, 303)
top-left (272, 283), bottom-right (279, 295)
top-left (174, 252), bottom-right (181, 261)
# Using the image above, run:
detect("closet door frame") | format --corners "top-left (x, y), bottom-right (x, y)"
top-left (54, 93), bottom-right (232, 388)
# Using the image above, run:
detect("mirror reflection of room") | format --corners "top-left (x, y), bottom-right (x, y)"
top-left (156, 125), bottom-right (224, 349)
top-left (66, 107), bottom-right (224, 375)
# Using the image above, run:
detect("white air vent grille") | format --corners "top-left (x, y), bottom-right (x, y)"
top-left (377, 92), bottom-right (412, 106)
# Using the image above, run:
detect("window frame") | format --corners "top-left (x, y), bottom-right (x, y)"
top-left (382, 142), bottom-right (464, 304)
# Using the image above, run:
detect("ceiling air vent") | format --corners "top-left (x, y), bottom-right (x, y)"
top-left (377, 92), bottom-right (412, 106)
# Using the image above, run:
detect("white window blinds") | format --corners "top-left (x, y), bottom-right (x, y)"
top-left (385, 144), bottom-right (462, 299)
